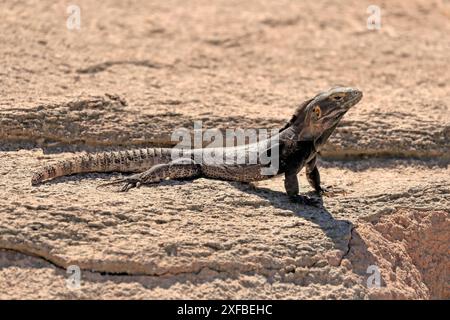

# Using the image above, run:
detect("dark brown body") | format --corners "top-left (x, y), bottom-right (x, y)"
top-left (32, 86), bottom-right (362, 202)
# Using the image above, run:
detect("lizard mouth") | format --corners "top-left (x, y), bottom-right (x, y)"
top-left (317, 90), bottom-right (362, 132)
top-left (325, 90), bottom-right (362, 121)
top-left (321, 108), bottom-right (348, 125)
top-left (346, 90), bottom-right (363, 106)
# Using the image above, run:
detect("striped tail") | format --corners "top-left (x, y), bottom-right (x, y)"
top-left (31, 148), bottom-right (173, 185)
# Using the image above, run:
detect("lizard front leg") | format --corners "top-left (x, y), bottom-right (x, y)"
top-left (305, 156), bottom-right (324, 193)
top-left (305, 156), bottom-right (345, 196)
top-left (100, 158), bottom-right (201, 192)
top-left (284, 171), bottom-right (319, 206)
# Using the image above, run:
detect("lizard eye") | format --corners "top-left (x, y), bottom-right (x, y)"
top-left (313, 106), bottom-right (322, 119)
top-left (332, 94), bottom-right (344, 101)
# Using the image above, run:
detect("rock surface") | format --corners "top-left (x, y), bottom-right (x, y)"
top-left (0, 0), bottom-right (449, 299)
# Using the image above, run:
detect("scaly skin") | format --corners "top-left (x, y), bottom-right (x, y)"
top-left (32, 86), bottom-right (363, 204)
top-left (31, 148), bottom-right (172, 185)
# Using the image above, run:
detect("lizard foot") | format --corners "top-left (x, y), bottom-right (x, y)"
top-left (96, 174), bottom-right (143, 192)
top-left (118, 179), bottom-right (142, 192)
top-left (316, 185), bottom-right (347, 197)
top-left (289, 195), bottom-right (321, 207)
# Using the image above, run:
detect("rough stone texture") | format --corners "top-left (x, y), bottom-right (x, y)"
top-left (1, 151), bottom-right (449, 299)
top-left (0, 0), bottom-right (449, 299)
top-left (347, 209), bottom-right (449, 300)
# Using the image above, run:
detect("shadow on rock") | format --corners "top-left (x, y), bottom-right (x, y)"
top-left (232, 183), bottom-right (353, 249)
top-left (232, 182), bottom-right (381, 281)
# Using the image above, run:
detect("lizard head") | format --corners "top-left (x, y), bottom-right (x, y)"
top-left (289, 86), bottom-right (362, 143)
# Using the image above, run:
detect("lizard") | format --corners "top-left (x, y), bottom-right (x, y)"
top-left (31, 86), bottom-right (362, 204)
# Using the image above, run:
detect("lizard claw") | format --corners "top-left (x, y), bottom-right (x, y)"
top-left (118, 179), bottom-right (143, 192)
top-left (317, 185), bottom-right (347, 197)
top-left (119, 182), bottom-right (135, 192)
top-left (97, 174), bottom-right (142, 192)
top-left (117, 175), bottom-right (143, 192)
top-left (289, 195), bottom-right (321, 207)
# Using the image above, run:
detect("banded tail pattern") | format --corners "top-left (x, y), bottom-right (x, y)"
top-left (31, 148), bottom-right (173, 185)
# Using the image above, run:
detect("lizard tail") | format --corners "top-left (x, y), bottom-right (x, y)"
top-left (31, 148), bottom-right (171, 185)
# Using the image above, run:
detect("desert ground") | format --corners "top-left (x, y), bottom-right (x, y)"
top-left (0, 0), bottom-right (449, 299)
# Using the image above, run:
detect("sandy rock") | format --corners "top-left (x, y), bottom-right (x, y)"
top-left (0, 0), bottom-right (449, 299)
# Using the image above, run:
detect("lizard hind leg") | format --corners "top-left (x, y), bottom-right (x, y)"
top-left (99, 158), bottom-right (201, 192)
